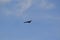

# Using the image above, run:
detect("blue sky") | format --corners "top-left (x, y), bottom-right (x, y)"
top-left (0, 0), bottom-right (60, 40)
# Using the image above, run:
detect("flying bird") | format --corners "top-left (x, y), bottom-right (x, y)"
top-left (24, 20), bottom-right (32, 23)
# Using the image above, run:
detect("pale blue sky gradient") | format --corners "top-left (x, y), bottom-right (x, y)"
top-left (0, 0), bottom-right (60, 40)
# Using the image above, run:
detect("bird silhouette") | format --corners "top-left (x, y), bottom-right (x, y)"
top-left (24, 20), bottom-right (32, 23)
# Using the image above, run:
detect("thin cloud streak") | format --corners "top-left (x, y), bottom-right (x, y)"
top-left (0, 0), bottom-right (33, 16)
top-left (16, 0), bottom-right (32, 16)
top-left (0, 0), bottom-right (56, 17)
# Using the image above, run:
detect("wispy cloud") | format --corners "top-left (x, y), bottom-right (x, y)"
top-left (16, 0), bottom-right (32, 16)
top-left (0, 0), bottom-right (57, 20)
top-left (40, 0), bottom-right (55, 9)
top-left (0, 0), bottom-right (32, 16)
top-left (0, 0), bottom-right (56, 16)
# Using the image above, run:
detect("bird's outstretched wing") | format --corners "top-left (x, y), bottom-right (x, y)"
top-left (24, 20), bottom-right (32, 23)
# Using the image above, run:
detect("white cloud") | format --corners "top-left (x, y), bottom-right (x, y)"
top-left (1, 0), bottom-right (55, 16)
top-left (0, 0), bottom-right (32, 16)
top-left (16, 0), bottom-right (32, 16)
top-left (40, 0), bottom-right (55, 9)
top-left (9, 0), bottom-right (32, 16)
top-left (0, 0), bottom-right (56, 17)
